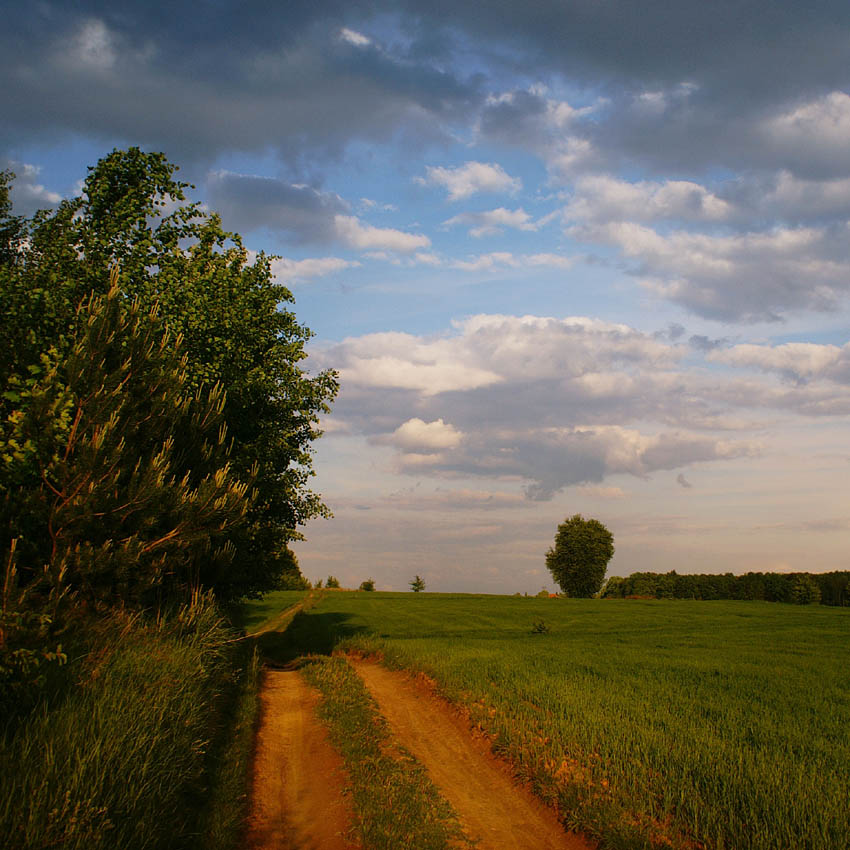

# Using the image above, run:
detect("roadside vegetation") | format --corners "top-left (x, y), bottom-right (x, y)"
top-left (243, 591), bottom-right (850, 850)
top-left (0, 597), bottom-right (260, 850)
top-left (0, 151), bottom-right (333, 849)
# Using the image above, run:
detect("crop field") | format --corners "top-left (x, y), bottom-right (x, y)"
top-left (252, 591), bottom-right (850, 850)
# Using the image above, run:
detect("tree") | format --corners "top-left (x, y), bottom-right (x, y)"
top-left (1, 149), bottom-right (338, 599)
top-left (410, 575), bottom-right (425, 592)
top-left (1, 274), bottom-right (250, 608)
top-left (545, 515), bottom-right (614, 598)
top-left (790, 574), bottom-right (821, 605)
top-left (326, 575), bottom-right (340, 588)
top-left (359, 578), bottom-right (375, 592)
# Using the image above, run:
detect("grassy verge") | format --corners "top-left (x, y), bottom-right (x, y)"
top-left (197, 643), bottom-right (262, 850)
top-left (0, 599), bottom-right (256, 850)
top-left (300, 655), bottom-right (472, 850)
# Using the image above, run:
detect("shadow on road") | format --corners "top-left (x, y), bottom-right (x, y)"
top-left (254, 610), bottom-right (367, 666)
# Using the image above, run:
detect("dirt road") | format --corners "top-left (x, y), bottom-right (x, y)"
top-left (244, 670), bottom-right (359, 850)
top-left (351, 659), bottom-right (593, 850)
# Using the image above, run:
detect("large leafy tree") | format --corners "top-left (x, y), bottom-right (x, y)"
top-left (545, 514), bottom-right (614, 598)
top-left (0, 149), bottom-right (338, 598)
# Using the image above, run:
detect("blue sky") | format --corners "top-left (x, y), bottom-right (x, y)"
top-left (4, 1), bottom-right (850, 591)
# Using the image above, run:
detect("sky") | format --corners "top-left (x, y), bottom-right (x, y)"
top-left (3, 1), bottom-right (850, 592)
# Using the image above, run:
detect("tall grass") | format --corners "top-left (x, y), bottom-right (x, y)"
top-left (255, 593), bottom-right (850, 850)
top-left (0, 599), bottom-right (252, 850)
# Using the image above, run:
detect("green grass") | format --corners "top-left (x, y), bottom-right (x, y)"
top-left (235, 589), bottom-right (310, 634)
top-left (0, 601), bottom-right (254, 850)
top-left (300, 655), bottom-right (471, 850)
top-left (244, 592), bottom-right (850, 850)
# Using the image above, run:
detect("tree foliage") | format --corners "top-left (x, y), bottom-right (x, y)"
top-left (1, 149), bottom-right (338, 604)
top-left (600, 570), bottom-right (846, 605)
top-left (545, 514), bottom-right (614, 598)
top-left (410, 575), bottom-right (425, 592)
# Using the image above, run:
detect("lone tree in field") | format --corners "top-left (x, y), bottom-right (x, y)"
top-left (410, 575), bottom-right (426, 592)
top-left (546, 515), bottom-right (614, 598)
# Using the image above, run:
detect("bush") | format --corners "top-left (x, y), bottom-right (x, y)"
top-left (359, 579), bottom-right (375, 592)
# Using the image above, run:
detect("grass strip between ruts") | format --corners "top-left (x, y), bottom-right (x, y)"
top-left (300, 655), bottom-right (474, 850)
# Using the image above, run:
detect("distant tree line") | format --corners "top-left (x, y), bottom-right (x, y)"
top-left (601, 571), bottom-right (850, 606)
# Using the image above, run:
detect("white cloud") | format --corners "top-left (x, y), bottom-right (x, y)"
top-left (3, 161), bottom-right (62, 214)
top-left (709, 342), bottom-right (850, 383)
top-left (451, 252), bottom-right (518, 272)
top-left (268, 256), bottom-right (359, 282)
top-left (387, 418), bottom-right (464, 451)
top-left (338, 28), bottom-right (371, 47)
top-left (760, 171), bottom-right (850, 220)
top-left (564, 175), bottom-right (732, 224)
top-left (70, 19), bottom-right (116, 71)
top-left (333, 214), bottom-right (431, 253)
top-left (525, 253), bottom-right (575, 269)
top-left (450, 252), bottom-right (575, 271)
top-left (418, 161), bottom-right (521, 201)
top-left (573, 220), bottom-right (850, 321)
top-left (444, 207), bottom-right (537, 237)
top-left (763, 92), bottom-right (850, 171)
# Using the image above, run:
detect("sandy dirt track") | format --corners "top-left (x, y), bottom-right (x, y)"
top-left (351, 659), bottom-right (593, 850)
top-left (244, 670), bottom-right (359, 850)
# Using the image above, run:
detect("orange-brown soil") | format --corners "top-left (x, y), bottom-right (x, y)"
top-left (351, 658), bottom-right (594, 850)
top-left (244, 669), bottom-right (360, 850)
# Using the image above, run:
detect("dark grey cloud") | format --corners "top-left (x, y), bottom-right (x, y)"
top-left (1, 2), bottom-right (480, 170)
top-left (207, 172), bottom-right (347, 242)
top-left (4, 1), bottom-right (850, 180)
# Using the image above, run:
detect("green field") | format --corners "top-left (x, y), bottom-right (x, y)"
top-left (250, 592), bottom-right (850, 850)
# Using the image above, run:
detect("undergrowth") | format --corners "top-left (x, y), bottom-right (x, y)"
top-left (0, 598), bottom-right (258, 850)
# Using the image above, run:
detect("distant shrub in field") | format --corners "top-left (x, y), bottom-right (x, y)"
top-left (359, 578), bottom-right (375, 592)
top-left (531, 618), bottom-right (550, 634)
top-left (409, 575), bottom-right (425, 592)
top-left (535, 588), bottom-right (550, 598)
top-left (326, 576), bottom-right (341, 588)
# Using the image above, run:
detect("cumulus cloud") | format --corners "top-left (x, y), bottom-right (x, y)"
top-left (333, 214), bottom-right (430, 253)
top-left (708, 341), bottom-right (850, 384)
top-left (761, 92), bottom-right (850, 179)
top-left (572, 220), bottom-right (850, 321)
top-left (417, 161), bottom-right (521, 200)
top-left (443, 207), bottom-right (537, 237)
top-left (564, 175), bottom-right (732, 224)
top-left (385, 418), bottom-right (464, 450)
top-left (318, 313), bottom-right (769, 498)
